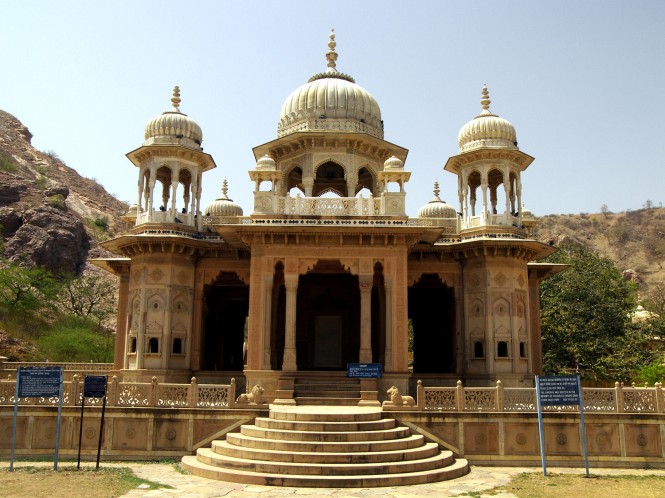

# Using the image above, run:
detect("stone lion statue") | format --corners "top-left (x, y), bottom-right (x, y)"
top-left (386, 385), bottom-right (415, 407)
top-left (236, 384), bottom-right (265, 405)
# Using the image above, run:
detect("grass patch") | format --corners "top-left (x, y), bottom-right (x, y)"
top-left (493, 472), bottom-right (665, 498)
top-left (0, 152), bottom-right (17, 173)
top-left (0, 466), bottom-right (170, 498)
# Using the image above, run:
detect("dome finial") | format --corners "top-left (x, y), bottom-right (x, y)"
top-left (221, 177), bottom-right (229, 198)
top-left (433, 180), bottom-right (441, 200)
top-left (326, 29), bottom-right (338, 72)
top-left (171, 85), bottom-right (181, 111)
top-left (480, 83), bottom-right (491, 113)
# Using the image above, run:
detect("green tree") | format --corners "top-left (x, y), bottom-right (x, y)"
top-left (0, 263), bottom-right (60, 313)
top-left (57, 273), bottom-right (117, 325)
top-left (540, 244), bottom-right (652, 383)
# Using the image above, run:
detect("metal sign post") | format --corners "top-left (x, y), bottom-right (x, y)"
top-left (536, 375), bottom-right (590, 477)
top-left (77, 375), bottom-right (108, 469)
top-left (10, 367), bottom-right (64, 471)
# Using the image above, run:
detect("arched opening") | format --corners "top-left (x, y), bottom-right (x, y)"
top-left (148, 337), bottom-right (159, 354)
top-left (487, 168), bottom-right (505, 215)
top-left (371, 262), bottom-right (386, 364)
top-left (313, 161), bottom-right (346, 197)
top-left (474, 341), bottom-right (484, 358)
top-left (203, 271), bottom-right (249, 371)
top-left (467, 170), bottom-right (481, 216)
top-left (356, 167), bottom-right (374, 194)
top-left (270, 262), bottom-right (286, 370)
top-left (156, 165), bottom-right (172, 210)
top-left (295, 260), bottom-right (360, 370)
top-left (497, 341), bottom-right (509, 358)
top-left (408, 273), bottom-right (456, 373)
top-left (286, 166), bottom-right (303, 193)
top-left (178, 168), bottom-right (192, 213)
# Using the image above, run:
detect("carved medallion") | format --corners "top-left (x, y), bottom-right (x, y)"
top-left (493, 272), bottom-right (508, 287)
top-left (556, 433), bottom-right (567, 445)
top-left (149, 267), bottom-right (164, 282)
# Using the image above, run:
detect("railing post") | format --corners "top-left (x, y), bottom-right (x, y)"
top-left (189, 376), bottom-right (198, 408)
top-left (109, 375), bottom-right (119, 407)
top-left (496, 380), bottom-right (504, 412)
top-left (615, 381), bottom-right (624, 413)
top-left (456, 380), bottom-right (464, 412)
top-left (655, 383), bottom-right (663, 414)
top-left (229, 378), bottom-right (236, 408)
top-left (417, 380), bottom-right (424, 410)
top-left (71, 374), bottom-right (81, 406)
top-left (150, 376), bottom-right (158, 407)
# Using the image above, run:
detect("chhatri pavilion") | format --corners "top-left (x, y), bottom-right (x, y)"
top-left (96, 31), bottom-right (561, 403)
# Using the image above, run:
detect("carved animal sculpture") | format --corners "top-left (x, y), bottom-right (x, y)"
top-left (387, 386), bottom-right (415, 406)
top-left (236, 384), bottom-right (264, 405)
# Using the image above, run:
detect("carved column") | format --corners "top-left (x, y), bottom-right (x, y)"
top-left (384, 276), bottom-right (393, 371)
top-left (282, 274), bottom-right (299, 371)
top-left (263, 275), bottom-right (273, 368)
top-left (136, 287), bottom-right (147, 369)
top-left (113, 270), bottom-right (130, 370)
top-left (359, 275), bottom-right (373, 363)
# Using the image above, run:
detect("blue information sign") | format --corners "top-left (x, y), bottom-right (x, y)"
top-left (347, 363), bottom-right (382, 378)
top-left (537, 375), bottom-right (581, 406)
top-left (17, 367), bottom-right (62, 397)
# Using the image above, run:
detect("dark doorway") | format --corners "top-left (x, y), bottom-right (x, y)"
top-left (295, 261), bottom-right (360, 370)
top-left (408, 273), bottom-right (456, 373)
top-left (203, 272), bottom-right (249, 371)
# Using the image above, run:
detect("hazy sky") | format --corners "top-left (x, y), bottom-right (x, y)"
top-left (2, 1), bottom-right (663, 217)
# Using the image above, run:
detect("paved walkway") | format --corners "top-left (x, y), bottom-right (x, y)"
top-left (6, 461), bottom-right (665, 497)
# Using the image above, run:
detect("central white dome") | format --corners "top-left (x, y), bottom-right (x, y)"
top-left (277, 31), bottom-right (383, 139)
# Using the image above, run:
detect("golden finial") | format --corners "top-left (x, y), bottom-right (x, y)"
top-left (480, 84), bottom-right (491, 113)
top-left (171, 85), bottom-right (181, 111)
top-left (221, 178), bottom-right (229, 198)
top-left (433, 180), bottom-right (441, 200)
top-left (326, 29), bottom-right (338, 71)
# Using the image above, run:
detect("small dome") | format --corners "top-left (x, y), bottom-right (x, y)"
top-left (204, 179), bottom-right (243, 217)
top-left (458, 85), bottom-right (517, 152)
top-left (144, 86), bottom-right (203, 150)
top-left (417, 181), bottom-right (457, 219)
top-left (256, 154), bottom-right (276, 170)
top-left (383, 156), bottom-right (403, 170)
top-left (277, 31), bottom-right (383, 139)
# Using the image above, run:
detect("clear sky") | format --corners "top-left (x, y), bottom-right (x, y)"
top-left (1, 1), bottom-right (663, 217)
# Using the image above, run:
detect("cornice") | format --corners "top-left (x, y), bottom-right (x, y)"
top-left (444, 148), bottom-right (534, 174)
top-left (126, 144), bottom-right (216, 171)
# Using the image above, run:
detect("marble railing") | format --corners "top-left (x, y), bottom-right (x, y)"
top-left (419, 380), bottom-right (665, 413)
top-left (0, 375), bottom-right (237, 409)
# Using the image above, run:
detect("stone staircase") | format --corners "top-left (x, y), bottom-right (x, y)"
top-left (181, 406), bottom-right (469, 487)
top-left (293, 376), bottom-right (360, 405)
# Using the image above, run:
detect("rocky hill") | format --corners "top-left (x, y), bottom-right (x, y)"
top-left (0, 110), bottom-right (128, 274)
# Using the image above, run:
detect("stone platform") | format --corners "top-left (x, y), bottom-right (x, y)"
top-left (181, 405), bottom-right (469, 487)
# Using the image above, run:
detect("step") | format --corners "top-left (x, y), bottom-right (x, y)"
top-left (210, 439), bottom-right (441, 464)
top-left (254, 416), bottom-right (396, 432)
top-left (240, 424), bottom-right (411, 442)
top-left (181, 455), bottom-right (470, 488)
top-left (225, 432), bottom-right (426, 453)
top-left (294, 397), bottom-right (362, 406)
top-left (194, 447), bottom-right (455, 476)
top-left (269, 406), bottom-right (382, 422)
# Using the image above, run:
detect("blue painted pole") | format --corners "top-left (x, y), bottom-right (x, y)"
top-left (535, 376), bottom-right (547, 476)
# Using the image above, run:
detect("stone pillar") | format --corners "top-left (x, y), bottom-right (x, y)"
top-left (282, 274), bottom-right (299, 371)
top-left (136, 287), bottom-right (147, 369)
top-left (113, 271), bottom-right (130, 371)
top-left (263, 275), bottom-right (273, 368)
top-left (359, 275), bottom-right (373, 363)
top-left (384, 277), bottom-right (393, 371)
top-left (303, 178), bottom-right (314, 197)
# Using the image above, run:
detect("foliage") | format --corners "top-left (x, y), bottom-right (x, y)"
top-left (37, 316), bottom-right (114, 362)
top-left (540, 244), bottom-right (653, 383)
top-left (634, 360), bottom-right (665, 385)
top-left (0, 263), bottom-right (60, 313)
top-left (35, 175), bottom-right (47, 190)
top-left (46, 194), bottom-right (67, 210)
top-left (93, 216), bottom-right (109, 231)
top-left (0, 152), bottom-right (17, 173)
top-left (57, 272), bottom-right (116, 325)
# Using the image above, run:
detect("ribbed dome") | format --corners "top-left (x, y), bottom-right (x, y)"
top-left (458, 85), bottom-right (517, 152)
top-left (204, 179), bottom-right (243, 217)
top-left (384, 156), bottom-right (403, 170)
top-left (277, 31), bottom-right (383, 139)
top-left (144, 86), bottom-right (203, 150)
top-left (418, 182), bottom-right (457, 219)
top-left (256, 154), bottom-right (276, 170)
